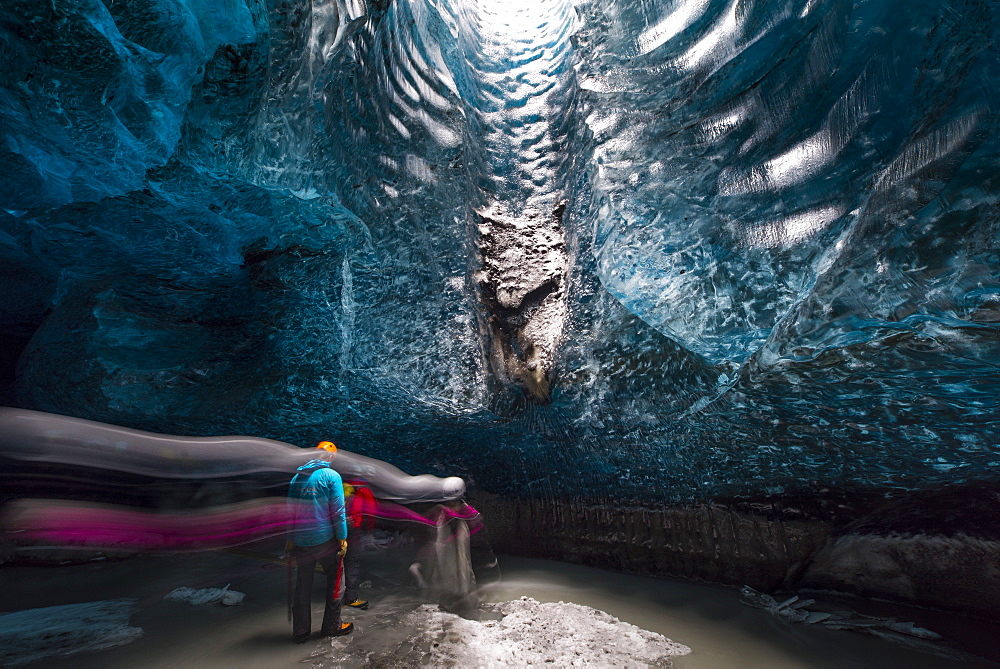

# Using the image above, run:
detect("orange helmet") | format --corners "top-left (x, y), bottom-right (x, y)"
top-left (316, 440), bottom-right (337, 453)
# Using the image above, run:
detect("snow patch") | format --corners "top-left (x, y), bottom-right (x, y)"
top-left (330, 596), bottom-right (690, 667)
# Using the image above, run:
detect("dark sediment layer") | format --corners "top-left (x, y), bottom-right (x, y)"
top-left (469, 481), bottom-right (1000, 621)
top-left (469, 491), bottom-right (833, 592)
top-left (797, 483), bottom-right (1000, 620)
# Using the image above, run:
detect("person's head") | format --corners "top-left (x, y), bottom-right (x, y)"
top-left (316, 440), bottom-right (337, 461)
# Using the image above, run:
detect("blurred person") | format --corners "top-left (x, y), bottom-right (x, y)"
top-left (286, 441), bottom-right (353, 643)
top-left (409, 498), bottom-right (498, 613)
top-left (342, 478), bottom-right (377, 610)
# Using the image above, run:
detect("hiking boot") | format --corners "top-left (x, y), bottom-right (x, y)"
top-left (293, 634), bottom-right (310, 644)
top-left (321, 622), bottom-right (354, 637)
top-left (346, 599), bottom-right (369, 610)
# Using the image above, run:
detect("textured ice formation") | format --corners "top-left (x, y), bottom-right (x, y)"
top-left (576, 0), bottom-right (1000, 365)
top-left (738, 586), bottom-right (983, 662)
top-left (1, 0), bottom-right (998, 504)
top-left (0, 599), bottom-right (143, 666)
top-left (164, 584), bottom-right (245, 605)
top-left (461, 0), bottom-right (577, 400)
top-left (0, 0), bottom-right (256, 211)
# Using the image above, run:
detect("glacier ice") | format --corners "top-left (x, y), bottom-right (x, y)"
top-left (0, 0), bottom-right (998, 504)
top-left (164, 584), bottom-right (245, 605)
top-left (0, 599), bottom-right (143, 666)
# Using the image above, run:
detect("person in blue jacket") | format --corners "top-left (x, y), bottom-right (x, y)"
top-left (287, 440), bottom-right (354, 643)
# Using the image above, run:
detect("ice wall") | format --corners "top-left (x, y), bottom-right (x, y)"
top-left (1, 0), bottom-right (998, 504)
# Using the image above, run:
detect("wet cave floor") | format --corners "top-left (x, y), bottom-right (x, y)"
top-left (1, 536), bottom-right (997, 668)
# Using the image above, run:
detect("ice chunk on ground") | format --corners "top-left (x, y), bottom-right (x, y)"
top-left (326, 596), bottom-right (690, 667)
top-left (0, 598), bottom-right (142, 666)
top-left (164, 584), bottom-right (244, 606)
top-left (738, 586), bottom-right (981, 662)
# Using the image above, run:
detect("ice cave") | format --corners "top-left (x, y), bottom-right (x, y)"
top-left (1, 0), bottom-right (999, 665)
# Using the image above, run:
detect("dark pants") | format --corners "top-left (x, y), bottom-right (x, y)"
top-left (292, 540), bottom-right (343, 640)
top-left (343, 525), bottom-right (363, 603)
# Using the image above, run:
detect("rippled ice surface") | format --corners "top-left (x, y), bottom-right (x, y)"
top-left (1, 0), bottom-right (998, 502)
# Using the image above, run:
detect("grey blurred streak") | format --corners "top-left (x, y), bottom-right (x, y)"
top-left (0, 407), bottom-right (465, 502)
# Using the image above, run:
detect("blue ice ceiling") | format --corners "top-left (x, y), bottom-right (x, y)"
top-left (1, 0), bottom-right (998, 502)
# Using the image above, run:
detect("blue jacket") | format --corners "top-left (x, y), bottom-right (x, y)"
top-left (287, 459), bottom-right (348, 547)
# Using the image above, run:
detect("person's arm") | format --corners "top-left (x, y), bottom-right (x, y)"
top-left (323, 470), bottom-right (349, 555)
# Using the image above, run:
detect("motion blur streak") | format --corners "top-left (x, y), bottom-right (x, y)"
top-left (0, 408), bottom-right (465, 502)
top-left (2, 497), bottom-right (471, 553)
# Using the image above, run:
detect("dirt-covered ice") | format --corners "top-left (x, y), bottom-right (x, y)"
top-left (318, 596), bottom-right (690, 667)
